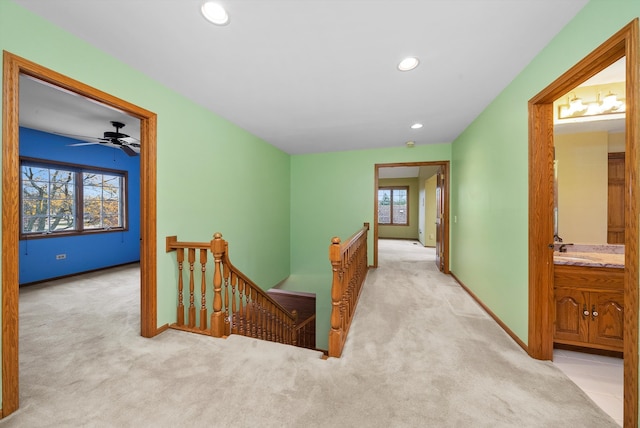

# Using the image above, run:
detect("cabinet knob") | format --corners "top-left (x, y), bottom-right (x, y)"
top-left (591, 305), bottom-right (599, 320)
top-left (583, 305), bottom-right (590, 318)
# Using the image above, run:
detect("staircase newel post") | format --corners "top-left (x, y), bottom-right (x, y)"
top-left (328, 237), bottom-right (343, 358)
top-left (210, 232), bottom-right (225, 337)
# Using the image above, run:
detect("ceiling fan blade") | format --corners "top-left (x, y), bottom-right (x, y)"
top-left (68, 142), bottom-right (101, 146)
top-left (120, 145), bottom-right (138, 157)
top-left (119, 136), bottom-right (139, 144)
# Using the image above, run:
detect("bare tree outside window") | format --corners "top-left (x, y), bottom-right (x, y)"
top-left (84, 173), bottom-right (122, 229)
top-left (20, 159), bottom-right (126, 238)
top-left (22, 166), bottom-right (75, 233)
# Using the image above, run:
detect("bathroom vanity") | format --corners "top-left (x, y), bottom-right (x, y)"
top-left (553, 245), bottom-right (624, 352)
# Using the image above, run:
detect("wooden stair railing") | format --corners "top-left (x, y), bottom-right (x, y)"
top-left (328, 222), bottom-right (370, 358)
top-left (166, 233), bottom-right (311, 348)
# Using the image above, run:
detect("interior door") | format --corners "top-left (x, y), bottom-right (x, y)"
top-left (435, 167), bottom-right (445, 272)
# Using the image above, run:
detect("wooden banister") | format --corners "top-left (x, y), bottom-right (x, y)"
top-left (166, 233), bottom-right (301, 348)
top-left (328, 222), bottom-right (370, 358)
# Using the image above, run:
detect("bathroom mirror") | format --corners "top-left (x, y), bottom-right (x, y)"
top-left (553, 58), bottom-right (626, 245)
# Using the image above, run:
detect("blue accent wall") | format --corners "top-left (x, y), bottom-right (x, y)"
top-left (19, 127), bottom-right (140, 284)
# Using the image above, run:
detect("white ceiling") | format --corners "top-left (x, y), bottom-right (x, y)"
top-left (14, 0), bottom-right (591, 155)
top-left (378, 165), bottom-right (441, 179)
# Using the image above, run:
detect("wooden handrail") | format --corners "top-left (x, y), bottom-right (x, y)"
top-left (328, 222), bottom-right (370, 358)
top-left (295, 313), bottom-right (316, 350)
top-left (166, 233), bottom-right (301, 347)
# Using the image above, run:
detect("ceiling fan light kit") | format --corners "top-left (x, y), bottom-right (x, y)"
top-left (67, 121), bottom-right (140, 156)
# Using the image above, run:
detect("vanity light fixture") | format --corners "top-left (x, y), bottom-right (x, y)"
top-left (398, 57), bottom-right (419, 71)
top-left (410, 123), bottom-right (423, 129)
top-left (558, 90), bottom-right (625, 120)
top-left (201, 1), bottom-right (229, 25)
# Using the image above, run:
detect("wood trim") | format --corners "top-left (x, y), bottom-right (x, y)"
top-left (624, 19), bottom-right (639, 428)
top-left (2, 50), bottom-right (21, 418)
top-left (527, 20), bottom-right (638, 427)
top-left (138, 96), bottom-right (160, 338)
top-left (451, 272), bottom-right (528, 352)
top-left (2, 51), bottom-right (159, 417)
top-left (528, 100), bottom-right (556, 359)
top-left (373, 161), bottom-right (449, 273)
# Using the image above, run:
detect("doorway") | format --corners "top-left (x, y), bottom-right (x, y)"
top-left (527, 20), bottom-right (638, 427)
top-left (2, 52), bottom-right (159, 417)
top-left (373, 161), bottom-right (450, 273)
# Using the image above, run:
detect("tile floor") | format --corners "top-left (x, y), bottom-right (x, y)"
top-left (553, 349), bottom-right (623, 426)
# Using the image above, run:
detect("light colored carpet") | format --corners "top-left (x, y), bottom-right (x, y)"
top-left (0, 239), bottom-right (618, 427)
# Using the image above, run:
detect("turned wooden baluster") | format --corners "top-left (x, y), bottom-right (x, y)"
top-left (268, 301), bottom-right (275, 342)
top-left (249, 287), bottom-right (257, 338)
top-left (258, 291), bottom-right (264, 340)
top-left (188, 248), bottom-right (196, 328)
top-left (177, 248), bottom-right (185, 326)
top-left (237, 277), bottom-right (245, 336)
top-left (343, 250), bottom-right (351, 322)
top-left (277, 310), bottom-right (284, 343)
top-left (291, 309), bottom-right (298, 346)
top-left (264, 299), bottom-right (270, 341)
top-left (199, 249), bottom-right (208, 331)
top-left (329, 236), bottom-right (344, 357)
top-left (253, 293), bottom-right (260, 339)
top-left (223, 264), bottom-right (231, 336)
top-left (263, 297), bottom-right (270, 341)
top-left (257, 294), bottom-right (265, 340)
top-left (210, 232), bottom-right (225, 337)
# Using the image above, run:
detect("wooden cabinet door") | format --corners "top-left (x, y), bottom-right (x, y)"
top-left (554, 288), bottom-right (589, 344)
top-left (589, 291), bottom-right (624, 350)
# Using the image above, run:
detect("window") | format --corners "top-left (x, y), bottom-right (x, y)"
top-left (21, 157), bottom-right (127, 237)
top-left (378, 186), bottom-right (409, 225)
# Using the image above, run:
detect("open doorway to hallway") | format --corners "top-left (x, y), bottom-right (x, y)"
top-left (373, 161), bottom-right (450, 273)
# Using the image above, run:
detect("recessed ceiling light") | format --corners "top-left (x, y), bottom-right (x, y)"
top-left (201, 1), bottom-right (229, 25)
top-left (398, 57), bottom-right (419, 71)
top-left (410, 123), bottom-right (423, 129)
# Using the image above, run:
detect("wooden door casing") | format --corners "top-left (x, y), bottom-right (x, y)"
top-left (2, 51), bottom-right (160, 417)
top-left (435, 167), bottom-right (445, 272)
top-left (528, 20), bottom-right (638, 426)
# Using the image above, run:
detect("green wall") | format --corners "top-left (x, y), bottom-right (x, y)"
top-left (0, 0), bottom-right (291, 379)
top-left (449, 0), bottom-right (638, 344)
top-left (378, 178), bottom-right (420, 240)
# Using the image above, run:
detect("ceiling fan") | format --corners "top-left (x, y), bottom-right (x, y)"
top-left (67, 121), bottom-right (140, 156)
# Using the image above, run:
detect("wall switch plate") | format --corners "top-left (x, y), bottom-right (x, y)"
top-left (56, 254), bottom-right (66, 260)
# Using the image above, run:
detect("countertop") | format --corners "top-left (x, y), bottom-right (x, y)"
top-left (553, 251), bottom-right (624, 268)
